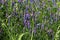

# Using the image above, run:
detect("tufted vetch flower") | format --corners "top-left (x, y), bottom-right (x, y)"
top-left (24, 13), bottom-right (30, 20)
top-left (24, 12), bottom-right (30, 28)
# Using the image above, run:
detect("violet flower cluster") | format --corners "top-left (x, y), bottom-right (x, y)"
top-left (24, 12), bottom-right (30, 28)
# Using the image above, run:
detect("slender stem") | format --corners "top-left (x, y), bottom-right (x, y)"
top-left (31, 31), bottom-right (33, 40)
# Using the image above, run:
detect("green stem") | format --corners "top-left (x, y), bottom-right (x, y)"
top-left (31, 31), bottom-right (33, 40)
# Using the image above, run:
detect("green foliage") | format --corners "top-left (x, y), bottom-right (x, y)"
top-left (0, 0), bottom-right (60, 40)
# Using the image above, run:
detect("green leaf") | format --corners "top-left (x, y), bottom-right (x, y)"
top-left (18, 32), bottom-right (29, 40)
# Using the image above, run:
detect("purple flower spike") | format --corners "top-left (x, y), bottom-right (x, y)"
top-left (18, 0), bottom-right (21, 2)
top-left (24, 20), bottom-right (26, 24)
top-left (18, 0), bottom-right (23, 3)
top-left (12, 1), bottom-right (15, 7)
top-left (25, 13), bottom-right (30, 20)
top-left (30, 0), bottom-right (34, 2)
top-left (24, 13), bottom-right (30, 28)
top-left (30, 0), bottom-right (34, 4)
